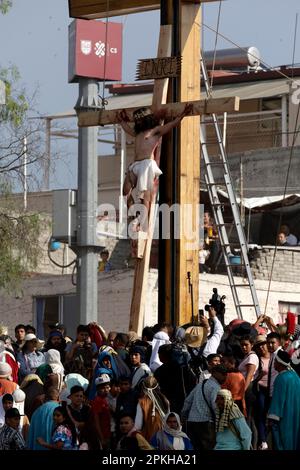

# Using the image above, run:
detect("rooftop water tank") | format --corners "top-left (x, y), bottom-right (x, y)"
top-left (203, 47), bottom-right (261, 69)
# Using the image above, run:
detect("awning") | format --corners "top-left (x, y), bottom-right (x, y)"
top-left (210, 78), bottom-right (292, 101)
top-left (235, 194), bottom-right (300, 209)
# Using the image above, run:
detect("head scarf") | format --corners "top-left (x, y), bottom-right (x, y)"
top-left (20, 373), bottom-right (44, 389)
top-left (44, 349), bottom-right (64, 375)
top-left (150, 331), bottom-right (171, 372)
top-left (215, 389), bottom-right (244, 433)
top-left (153, 412), bottom-right (189, 450)
top-left (64, 373), bottom-right (89, 392)
top-left (12, 389), bottom-right (26, 429)
top-left (163, 412), bottom-right (189, 439)
top-left (36, 364), bottom-right (52, 384)
top-left (141, 376), bottom-right (169, 421)
top-left (275, 349), bottom-right (293, 369)
top-left (127, 331), bottom-right (139, 344)
top-left (96, 349), bottom-right (118, 377)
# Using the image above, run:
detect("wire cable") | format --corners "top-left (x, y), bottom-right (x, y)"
top-left (47, 239), bottom-right (77, 269)
top-left (99, 0), bottom-right (110, 108)
top-left (210, 1), bottom-right (222, 90)
top-left (263, 101), bottom-right (300, 315)
top-left (198, 21), bottom-right (300, 85)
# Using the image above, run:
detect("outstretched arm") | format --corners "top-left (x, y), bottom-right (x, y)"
top-left (116, 110), bottom-right (136, 137)
top-left (154, 103), bottom-right (193, 137)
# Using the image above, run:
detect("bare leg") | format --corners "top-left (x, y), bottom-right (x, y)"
top-left (123, 172), bottom-right (136, 210)
top-left (141, 190), bottom-right (151, 217)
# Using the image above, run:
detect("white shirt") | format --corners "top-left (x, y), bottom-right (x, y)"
top-left (203, 317), bottom-right (224, 358)
top-left (238, 352), bottom-right (259, 380)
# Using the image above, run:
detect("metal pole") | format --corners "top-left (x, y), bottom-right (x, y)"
top-left (44, 118), bottom-right (51, 190)
top-left (119, 128), bottom-right (126, 237)
top-left (240, 157), bottom-right (245, 227)
top-left (281, 95), bottom-right (288, 147)
top-left (23, 136), bottom-right (27, 211)
top-left (223, 112), bottom-right (227, 147)
top-left (76, 78), bottom-right (99, 324)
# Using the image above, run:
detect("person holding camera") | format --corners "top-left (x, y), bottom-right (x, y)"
top-left (64, 325), bottom-right (98, 381)
top-left (185, 305), bottom-right (224, 377)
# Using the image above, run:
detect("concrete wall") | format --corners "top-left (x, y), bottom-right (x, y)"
top-left (198, 273), bottom-right (300, 325)
top-left (205, 145), bottom-right (300, 198)
top-left (1, 269), bottom-right (299, 340)
top-left (0, 269), bottom-right (158, 340)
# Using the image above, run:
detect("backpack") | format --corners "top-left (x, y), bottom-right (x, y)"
top-left (170, 341), bottom-right (191, 367)
top-left (188, 343), bottom-right (208, 377)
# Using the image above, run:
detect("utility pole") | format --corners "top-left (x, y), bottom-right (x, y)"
top-left (23, 136), bottom-right (27, 211)
top-left (44, 118), bottom-right (51, 190)
top-left (76, 78), bottom-right (99, 324)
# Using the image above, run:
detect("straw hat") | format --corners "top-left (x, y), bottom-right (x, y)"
top-left (184, 326), bottom-right (207, 348)
top-left (254, 335), bottom-right (267, 346)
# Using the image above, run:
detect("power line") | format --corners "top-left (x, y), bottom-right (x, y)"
top-left (199, 21), bottom-right (299, 85)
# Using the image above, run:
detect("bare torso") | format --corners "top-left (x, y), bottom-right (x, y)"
top-left (134, 127), bottom-right (161, 161)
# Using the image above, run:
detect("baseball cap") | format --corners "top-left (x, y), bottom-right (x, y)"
top-left (95, 374), bottom-right (111, 386)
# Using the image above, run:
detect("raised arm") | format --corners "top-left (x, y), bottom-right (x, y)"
top-left (154, 103), bottom-right (193, 137)
top-left (116, 110), bottom-right (136, 137)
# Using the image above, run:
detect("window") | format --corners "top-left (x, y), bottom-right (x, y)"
top-left (278, 301), bottom-right (300, 324)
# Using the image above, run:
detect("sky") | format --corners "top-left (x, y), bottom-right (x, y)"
top-left (0, 0), bottom-right (299, 190)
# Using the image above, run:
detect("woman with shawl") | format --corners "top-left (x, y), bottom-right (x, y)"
top-left (88, 348), bottom-right (117, 400)
top-left (135, 376), bottom-right (169, 442)
top-left (89, 345), bottom-right (130, 400)
top-left (19, 374), bottom-right (44, 419)
top-left (149, 331), bottom-right (171, 372)
top-left (150, 412), bottom-right (193, 450)
top-left (44, 349), bottom-right (65, 392)
top-left (214, 389), bottom-right (252, 450)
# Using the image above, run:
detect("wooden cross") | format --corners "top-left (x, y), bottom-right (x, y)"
top-left (72, 0), bottom-right (234, 334)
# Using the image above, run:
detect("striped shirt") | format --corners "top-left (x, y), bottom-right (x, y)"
top-left (0, 424), bottom-right (26, 450)
top-left (181, 376), bottom-right (220, 423)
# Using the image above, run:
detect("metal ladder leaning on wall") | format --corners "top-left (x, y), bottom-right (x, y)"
top-left (200, 56), bottom-right (260, 320)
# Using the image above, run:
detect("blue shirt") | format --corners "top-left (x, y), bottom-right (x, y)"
top-left (214, 417), bottom-right (252, 450)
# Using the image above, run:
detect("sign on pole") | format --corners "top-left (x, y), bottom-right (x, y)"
top-left (68, 19), bottom-right (122, 83)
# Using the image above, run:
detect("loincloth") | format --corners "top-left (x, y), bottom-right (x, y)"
top-left (127, 159), bottom-right (162, 199)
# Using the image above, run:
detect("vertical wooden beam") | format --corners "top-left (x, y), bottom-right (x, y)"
top-left (177, 2), bottom-right (200, 325)
top-left (129, 25), bottom-right (172, 335)
top-left (158, 0), bottom-right (176, 326)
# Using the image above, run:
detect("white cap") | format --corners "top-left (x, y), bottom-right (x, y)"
top-left (95, 374), bottom-right (111, 386)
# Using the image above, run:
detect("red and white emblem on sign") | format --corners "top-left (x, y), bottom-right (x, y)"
top-left (80, 40), bottom-right (92, 55)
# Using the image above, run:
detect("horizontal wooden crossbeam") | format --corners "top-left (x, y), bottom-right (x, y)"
top-left (69, 0), bottom-right (223, 19)
top-left (77, 97), bottom-right (240, 127)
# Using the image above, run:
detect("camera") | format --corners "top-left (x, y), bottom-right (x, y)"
top-left (206, 288), bottom-right (226, 327)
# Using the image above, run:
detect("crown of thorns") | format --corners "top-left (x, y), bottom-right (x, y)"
top-left (133, 107), bottom-right (152, 120)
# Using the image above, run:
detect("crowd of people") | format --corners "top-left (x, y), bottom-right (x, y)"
top-left (0, 306), bottom-right (300, 451)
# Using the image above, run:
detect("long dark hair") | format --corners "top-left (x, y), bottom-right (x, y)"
top-left (134, 114), bottom-right (160, 134)
top-left (53, 406), bottom-right (77, 446)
